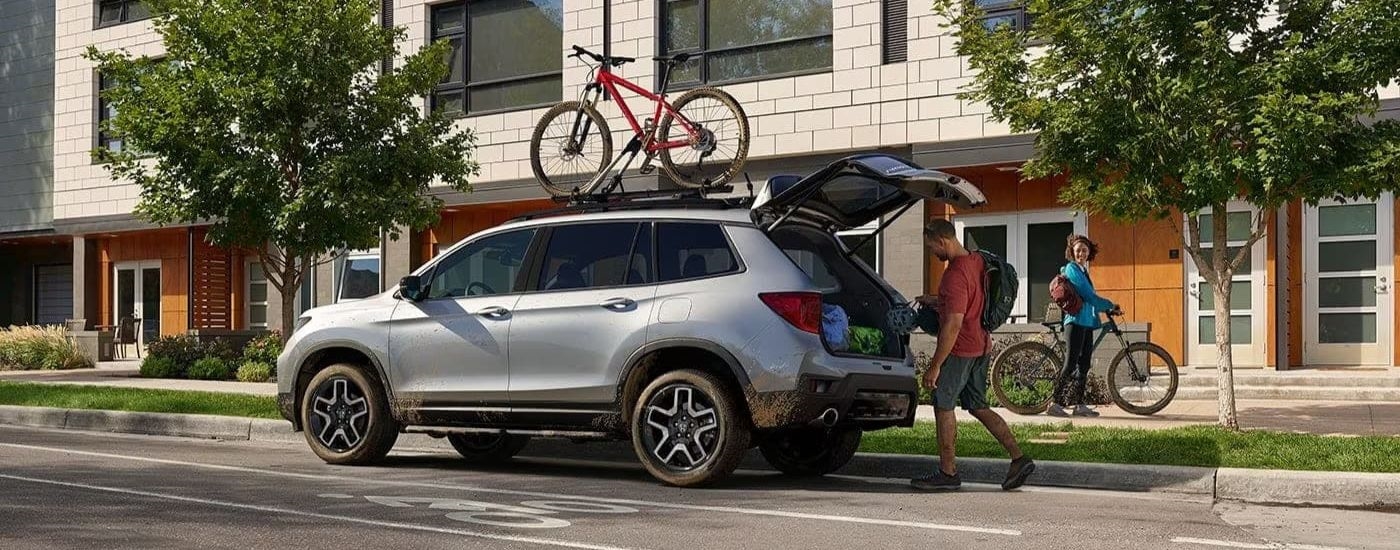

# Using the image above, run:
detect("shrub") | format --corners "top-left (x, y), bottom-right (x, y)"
top-left (241, 331), bottom-right (283, 366)
top-left (139, 356), bottom-right (183, 379)
top-left (146, 334), bottom-right (204, 371)
top-left (187, 357), bottom-right (232, 380)
top-left (236, 361), bottom-right (274, 383)
top-left (201, 337), bottom-right (241, 363)
top-left (0, 325), bottom-right (94, 371)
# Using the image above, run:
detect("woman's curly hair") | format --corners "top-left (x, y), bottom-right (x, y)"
top-left (1065, 234), bottom-right (1099, 262)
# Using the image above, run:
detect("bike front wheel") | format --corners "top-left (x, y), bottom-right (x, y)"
top-left (530, 101), bottom-right (613, 196)
top-left (657, 87), bottom-right (750, 188)
top-left (990, 340), bottom-right (1062, 415)
top-left (1107, 342), bottom-right (1179, 415)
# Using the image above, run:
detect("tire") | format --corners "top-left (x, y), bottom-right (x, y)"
top-left (990, 341), bottom-right (1063, 415)
top-left (657, 87), bottom-right (750, 188)
top-left (300, 363), bottom-right (399, 465)
top-left (446, 433), bottom-right (531, 464)
top-left (1107, 342), bottom-right (1179, 415)
top-left (530, 101), bottom-right (613, 196)
top-left (631, 369), bottom-right (750, 488)
top-left (759, 428), bottom-right (862, 477)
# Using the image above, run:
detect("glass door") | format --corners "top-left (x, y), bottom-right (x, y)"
top-left (1304, 195), bottom-right (1393, 366)
top-left (113, 261), bottom-right (162, 349)
top-left (1184, 203), bottom-right (1267, 367)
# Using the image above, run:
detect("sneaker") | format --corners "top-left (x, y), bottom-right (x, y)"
top-left (911, 470), bottom-right (962, 491)
top-left (1002, 456), bottom-right (1035, 490)
top-left (1073, 405), bottom-right (1100, 417)
top-left (1047, 404), bottom-right (1069, 417)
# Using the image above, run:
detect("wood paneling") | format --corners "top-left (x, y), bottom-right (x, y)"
top-left (421, 199), bottom-right (556, 261)
top-left (1134, 288), bottom-right (1184, 362)
top-left (96, 229), bottom-right (193, 337)
top-left (1089, 214), bottom-right (1135, 291)
top-left (1133, 213), bottom-right (1184, 290)
top-left (190, 229), bottom-right (233, 330)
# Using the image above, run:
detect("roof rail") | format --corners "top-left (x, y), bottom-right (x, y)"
top-left (510, 194), bottom-right (750, 223)
top-left (551, 184), bottom-right (736, 204)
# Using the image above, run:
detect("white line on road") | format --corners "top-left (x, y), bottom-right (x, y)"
top-left (1171, 536), bottom-right (1351, 550)
top-left (0, 441), bottom-right (1021, 537)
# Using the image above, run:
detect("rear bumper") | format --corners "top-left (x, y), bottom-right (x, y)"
top-left (747, 373), bottom-right (918, 431)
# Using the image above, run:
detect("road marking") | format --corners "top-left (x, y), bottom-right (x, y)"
top-left (825, 474), bottom-right (1213, 504)
top-left (1171, 537), bottom-right (1351, 550)
top-left (0, 473), bottom-right (639, 550)
top-left (0, 442), bottom-right (1020, 537)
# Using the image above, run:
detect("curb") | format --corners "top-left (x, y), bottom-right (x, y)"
top-left (2, 405), bottom-right (1396, 507)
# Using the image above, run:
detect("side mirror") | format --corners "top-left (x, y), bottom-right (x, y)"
top-left (399, 275), bottom-right (425, 302)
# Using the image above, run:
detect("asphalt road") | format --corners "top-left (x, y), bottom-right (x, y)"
top-left (1, 426), bottom-right (1396, 550)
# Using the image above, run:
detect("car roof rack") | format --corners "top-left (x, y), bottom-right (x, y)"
top-left (510, 184), bottom-right (752, 223)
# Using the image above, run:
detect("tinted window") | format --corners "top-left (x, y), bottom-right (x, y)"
top-left (340, 255), bottom-right (381, 301)
top-left (538, 223), bottom-right (642, 291)
top-left (427, 229), bottom-right (536, 299)
top-left (657, 223), bottom-right (739, 282)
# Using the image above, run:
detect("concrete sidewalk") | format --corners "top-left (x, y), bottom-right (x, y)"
top-left (5, 361), bottom-right (1398, 435)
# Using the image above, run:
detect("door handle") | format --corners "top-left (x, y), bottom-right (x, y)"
top-left (600, 297), bottom-right (635, 310)
top-left (475, 306), bottom-right (511, 319)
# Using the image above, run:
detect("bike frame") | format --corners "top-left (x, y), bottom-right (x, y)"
top-left (585, 67), bottom-right (699, 154)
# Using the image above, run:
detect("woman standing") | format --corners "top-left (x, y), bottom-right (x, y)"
top-left (1050, 235), bottom-right (1119, 417)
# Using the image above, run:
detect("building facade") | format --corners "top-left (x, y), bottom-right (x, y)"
top-left (0, 0), bottom-right (1396, 369)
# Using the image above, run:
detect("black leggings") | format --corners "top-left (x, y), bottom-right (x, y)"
top-left (1058, 324), bottom-right (1095, 407)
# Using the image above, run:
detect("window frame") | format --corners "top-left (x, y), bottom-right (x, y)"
top-left (428, 0), bottom-right (564, 118)
top-left (835, 220), bottom-right (882, 274)
top-left (656, 0), bottom-right (835, 90)
top-left (974, 0), bottom-right (1034, 34)
top-left (96, 71), bottom-right (122, 155)
top-left (95, 0), bottom-right (151, 29)
top-left (246, 260), bottom-right (270, 329)
top-left (336, 249), bottom-right (383, 303)
top-left (953, 210), bottom-right (1086, 324)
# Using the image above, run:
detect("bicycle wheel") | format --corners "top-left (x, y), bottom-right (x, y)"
top-left (990, 340), bottom-right (1062, 415)
top-left (530, 101), bottom-right (613, 196)
top-left (657, 87), bottom-right (749, 188)
top-left (1107, 342), bottom-right (1179, 415)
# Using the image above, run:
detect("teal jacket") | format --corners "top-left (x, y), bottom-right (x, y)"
top-left (1062, 262), bottom-right (1113, 329)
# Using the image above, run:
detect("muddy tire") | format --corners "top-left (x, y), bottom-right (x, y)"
top-left (447, 433), bottom-right (531, 463)
top-left (631, 369), bottom-right (750, 487)
top-left (300, 363), bottom-right (399, 465)
top-left (759, 428), bottom-right (862, 477)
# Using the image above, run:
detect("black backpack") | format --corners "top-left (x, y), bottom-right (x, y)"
top-left (977, 250), bottom-right (1018, 331)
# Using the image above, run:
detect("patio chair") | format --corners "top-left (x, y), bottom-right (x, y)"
top-left (113, 316), bottom-right (141, 359)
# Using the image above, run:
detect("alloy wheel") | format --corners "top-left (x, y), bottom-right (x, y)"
top-left (309, 377), bottom-right (370, 452)
top-left (640, 384), bottom-right (721, 471)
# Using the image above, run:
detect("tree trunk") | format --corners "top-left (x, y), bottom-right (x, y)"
top-left (1209, 205), bottom-right (1240, 430)
top-left (279, 282), bottom-right (297, 345)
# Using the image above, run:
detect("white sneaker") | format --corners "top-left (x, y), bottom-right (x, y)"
top-left (1046, 404), bottom-right (1069, 417)
top-left (1073, 405), bottom-right (1100, 417)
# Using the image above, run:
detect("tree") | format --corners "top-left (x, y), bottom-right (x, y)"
top-left (934, 0), bottom-right (1400, 428)
top-left (87, 0), bottom-right (477, 342)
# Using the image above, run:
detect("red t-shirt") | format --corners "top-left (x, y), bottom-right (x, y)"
top-left (939, 253), bottom-right (990, 358)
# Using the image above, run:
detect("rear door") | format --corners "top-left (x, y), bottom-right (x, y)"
top-left (507, 222), bottom-right (658, 407)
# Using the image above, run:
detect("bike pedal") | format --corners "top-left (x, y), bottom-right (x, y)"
top-left (639, 164), bottom-right (655, 175)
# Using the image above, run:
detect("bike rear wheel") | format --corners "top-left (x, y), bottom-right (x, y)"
top-left (1107, 342), bottom-right (1179, 415)
top-left (990, 340), bottom-right (1062, 415)
top-left (657, 87), bottom-right (749, 188)
top-left (530, 101), bottom-right (613, 196)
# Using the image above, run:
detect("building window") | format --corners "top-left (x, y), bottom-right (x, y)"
top-left (975, 0), bottom-right (1034, 32)
top-left (660, 0), bottom-right (833, 88)
top-left (881, 0), bottom-right (908, 64)
top-left (97, 0), bottom-right (151, 28)
top-left (337, 250), bottom-right (382, 302)
top-left (836, 221), bottom-right (881, 274)
top-left (247, 261), bottom-right (269, 329)
top-left (97, 73), bottom-right (122, 153)
top-left (954, 211), bottom-right (1084, 323)
top-left (429, 0), bottom-right (563, 116)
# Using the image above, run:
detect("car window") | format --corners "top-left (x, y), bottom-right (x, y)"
top-left (537, 223), bottom-right (643, 291)
top-left (782, 249), bottom-right (840, 293)
top-left (657, 223), bottom-right (739, 282)
top-left (426, 229), bottom-right (536, 299)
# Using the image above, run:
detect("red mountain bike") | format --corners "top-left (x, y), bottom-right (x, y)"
top-left (529, 45), bottom-right (750, 196)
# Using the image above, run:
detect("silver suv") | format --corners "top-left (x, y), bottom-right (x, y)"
top-left (276, 154), bottom-right (985, 487)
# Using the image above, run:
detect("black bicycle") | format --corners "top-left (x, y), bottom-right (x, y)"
top-left (990, 310), bottom-right (1179, 416)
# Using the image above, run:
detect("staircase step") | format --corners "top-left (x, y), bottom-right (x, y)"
top-left (1171, 385), bottom-right (1400, 402)
top-left (1178, 374), bottom-right (1400, 388)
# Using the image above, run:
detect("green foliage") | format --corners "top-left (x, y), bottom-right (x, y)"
top-left (0, 381), bottom-right (281, 419)
top-left (85, 0), bottom-right (478, 341)
top-left (146, 334), bottom-right (204, 373)
top-left (0, 326), bottom-right (94, 371)
top-left (241, 332), bottom-right (284, 366)
top-left (188, 357), bottom-right (232, 381)
top-left (140, 356), bottom-right (183, 379)
top-left (236, 361), bottom-right (275, 383)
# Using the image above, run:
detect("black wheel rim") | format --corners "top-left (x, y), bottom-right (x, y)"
top-left (995, 345), bottom-right (1059, 410)
top-left (1112, 348), bottom-right (1175, 411)
top-left (639, 383), bottom-right (721, 472)
top-left (309, 376), bottom-right (371, 452)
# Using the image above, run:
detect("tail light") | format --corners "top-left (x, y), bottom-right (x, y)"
top-left (759, 292), bottom-right (822, 334)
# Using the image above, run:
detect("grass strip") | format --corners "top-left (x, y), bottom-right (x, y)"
top-left (0, 381), bottom-right (281, 419)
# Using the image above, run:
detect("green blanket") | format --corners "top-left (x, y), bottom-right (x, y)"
top-left (847, 326), bottom-right (884, 356)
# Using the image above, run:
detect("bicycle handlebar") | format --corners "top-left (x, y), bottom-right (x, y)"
top-left (570, 45), bottom-right (635, 67)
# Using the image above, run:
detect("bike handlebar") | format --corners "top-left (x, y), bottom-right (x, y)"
top-left (570, 45), bottom-right (635, 67)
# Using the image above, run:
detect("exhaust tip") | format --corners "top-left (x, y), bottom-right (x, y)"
top-left (820, 408), bottom-right (839, 427)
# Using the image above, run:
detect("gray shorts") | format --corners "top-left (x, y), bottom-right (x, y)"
top-left (932, 354), bottom-right (991, 411)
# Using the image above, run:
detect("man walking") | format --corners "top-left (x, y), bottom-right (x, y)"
top-left (911, 219), bottom-right (1035, 491)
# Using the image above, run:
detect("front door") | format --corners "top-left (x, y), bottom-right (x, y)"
top-left (1185, 203), bottom-right (1268, 367)
top-left (113, 261), bottom-right (161, 347)
top-left (955, 211), bottom-right (1084, 324)
top-left (1304, 195), bottom-right (1394, 366)
top-left (508, 221), bottom-right (657, 407)
top-left (388, 228), bottom-right (538, 408)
